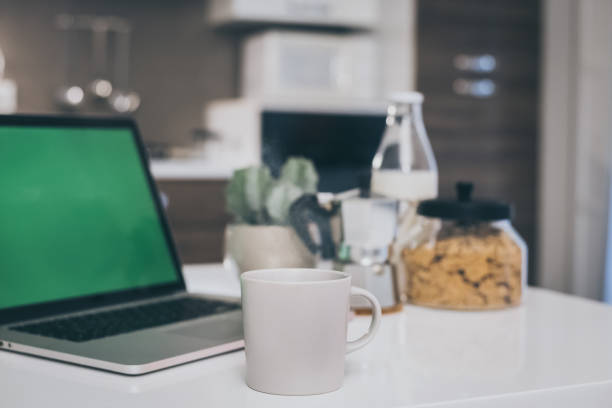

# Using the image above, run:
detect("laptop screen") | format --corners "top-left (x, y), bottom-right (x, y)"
top-left (0, 124), bottom-right (179, 310)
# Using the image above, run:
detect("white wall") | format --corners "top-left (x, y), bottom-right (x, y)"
top-left (376, 0), bottom-right (417, 94)
top-left (538, 0), bottom-right (612, 299)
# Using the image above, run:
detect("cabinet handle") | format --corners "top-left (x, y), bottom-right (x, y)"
top-left (453, 78), bottom-right (496, 98)
top-left (453, 54), bottom-right (496, 73)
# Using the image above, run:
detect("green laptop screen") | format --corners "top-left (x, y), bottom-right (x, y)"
top-left (0, 125), bottom-right (179, 310)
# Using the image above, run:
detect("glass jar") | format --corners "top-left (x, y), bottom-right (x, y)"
top-left (402, 182), bottom-right (527, 310)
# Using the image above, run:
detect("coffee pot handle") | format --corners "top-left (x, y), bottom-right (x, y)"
top-left (346, 287), bottom-right (382, 354)
top-left (288, 194), bottom-right (336, 259)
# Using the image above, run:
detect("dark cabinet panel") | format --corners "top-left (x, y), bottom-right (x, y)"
top-left (156, 180), bottom-right (229, 264)
top-left (417, 0), bottom-right (540, 283)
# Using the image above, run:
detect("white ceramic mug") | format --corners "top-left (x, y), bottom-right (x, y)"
top-left (240, 268), bottom-right (382, 395)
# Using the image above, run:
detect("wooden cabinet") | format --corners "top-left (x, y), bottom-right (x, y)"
top-left (155, 180), bottom-right (229, 264)
top-left (417, 0), bottom-right (540, 283)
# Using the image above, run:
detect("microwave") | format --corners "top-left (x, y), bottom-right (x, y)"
top-left (203, 98), bottom-right (386, 192)
top-left (241, 31), bottom-right (378, 101)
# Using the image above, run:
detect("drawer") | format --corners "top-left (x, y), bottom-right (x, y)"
top-left (155, 179), bottom-right (230, 263)
top-left (156, 180), bottom-right (230, 227)
top-left (171, 229), bottom-right (226, 264)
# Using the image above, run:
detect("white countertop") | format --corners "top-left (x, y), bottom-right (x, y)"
top-left (2, 264), bottom-right (612, 407)
top-left (150, 159), bottom-right (233, 180)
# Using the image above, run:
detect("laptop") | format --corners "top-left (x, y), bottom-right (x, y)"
top-left (0, 115), bottom-right (243, 375)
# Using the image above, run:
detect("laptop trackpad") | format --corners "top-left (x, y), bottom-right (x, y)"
top-left (167, 314), bottom-right (243, 343)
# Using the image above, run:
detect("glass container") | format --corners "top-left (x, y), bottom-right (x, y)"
top-left (371, 91), bottom-right (437, 200)
top-left (402, 182), bottom-right (527, 310)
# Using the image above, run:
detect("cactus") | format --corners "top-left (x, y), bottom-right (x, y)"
top-left (226, 157), bottom-right (318, 225)
top-left (226, 165), bottom-right (273, 224)
top-left (280, 157), bottom-right (318, 194)
top-left (265, 181), bottom-right (304, 225)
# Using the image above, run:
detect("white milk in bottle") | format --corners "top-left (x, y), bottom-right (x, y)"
top-left (371, 92), bottom-right (439, 301)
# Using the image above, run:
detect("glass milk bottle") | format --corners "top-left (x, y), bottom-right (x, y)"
top-left (371, 92), bottom-right (439, 301)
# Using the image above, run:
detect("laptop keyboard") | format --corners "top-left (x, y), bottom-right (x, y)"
top-left (10, 297), bottom-right (240, 343)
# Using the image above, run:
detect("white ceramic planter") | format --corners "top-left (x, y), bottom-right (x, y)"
top-left (224, 224), bottom-right (316, 274)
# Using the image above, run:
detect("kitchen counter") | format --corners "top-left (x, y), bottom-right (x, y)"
top-left (150, 158), bottom-right (233, 180)
top-left (2, 264), bottom-right (612, 407)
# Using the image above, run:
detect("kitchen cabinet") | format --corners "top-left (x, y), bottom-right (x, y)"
top-left (155, 179), bottom-right (229, 264)
top-left (207, 0), bottom-right (379, 30)
top-left (416, 0), bottom-right (540, 283)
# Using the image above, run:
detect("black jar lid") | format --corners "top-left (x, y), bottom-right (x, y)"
top-left (417, 182), bottom-right (512, 222)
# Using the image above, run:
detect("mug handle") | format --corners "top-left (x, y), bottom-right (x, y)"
top-left (346, 286), bottom-right (382, 354)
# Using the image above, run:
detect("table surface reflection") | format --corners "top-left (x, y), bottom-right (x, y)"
top-left (2, 264), bottom-right (612, 407)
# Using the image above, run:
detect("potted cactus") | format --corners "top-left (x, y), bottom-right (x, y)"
top-left (224, 157), bottom-right (319, 274)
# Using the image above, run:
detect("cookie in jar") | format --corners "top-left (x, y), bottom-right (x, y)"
top-left (402, 182), bottom-right (527, 310)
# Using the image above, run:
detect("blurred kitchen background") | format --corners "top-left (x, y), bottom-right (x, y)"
top-left (1, 0), bottom-right (611, 301)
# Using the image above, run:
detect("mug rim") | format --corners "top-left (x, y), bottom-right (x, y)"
top-left (240, 268), bottom-right (350, 285)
